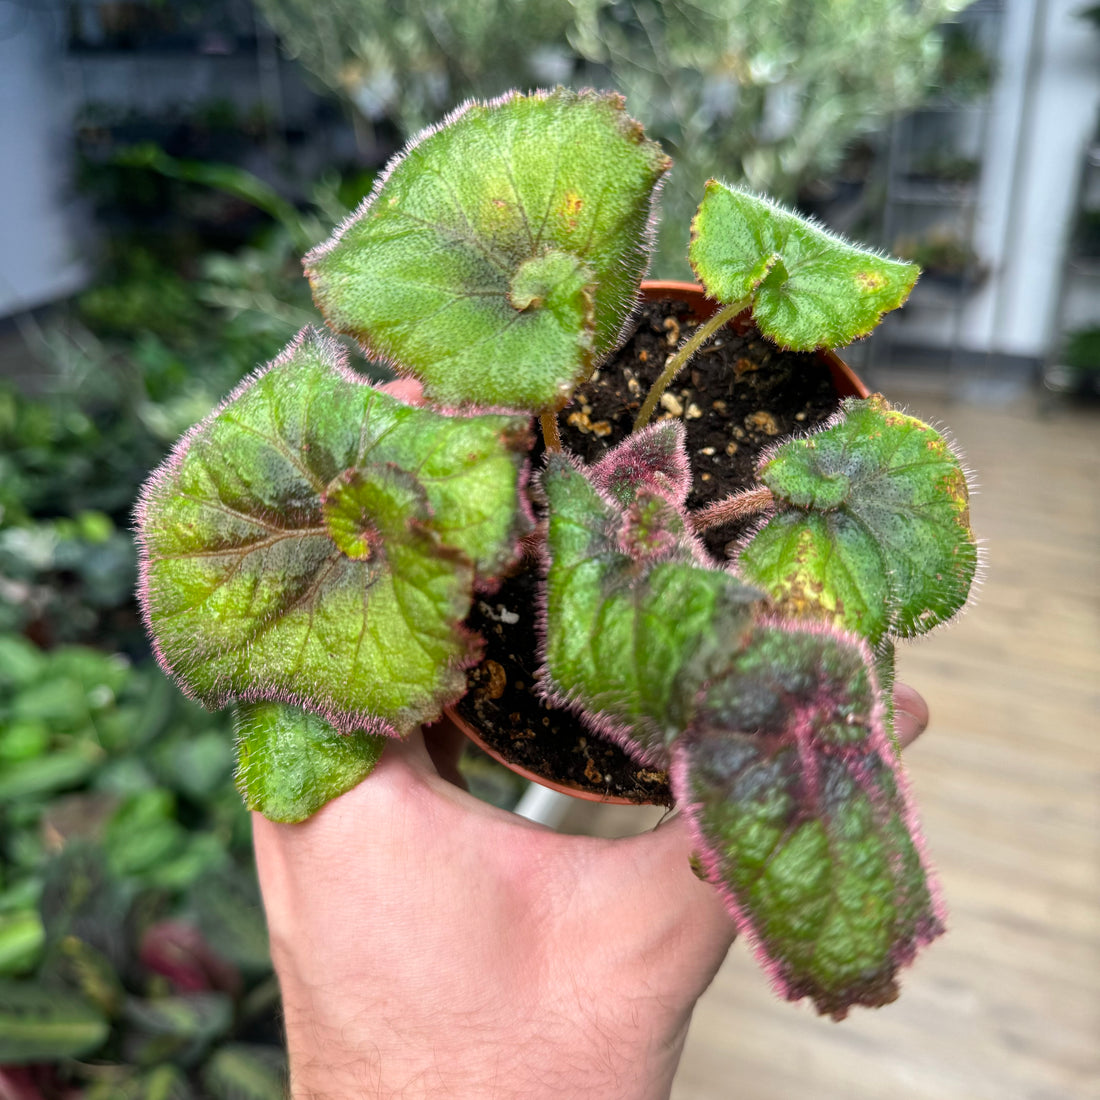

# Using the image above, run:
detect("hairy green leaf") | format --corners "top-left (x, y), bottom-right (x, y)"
top-left (541, 443), bottom-right (760, 762)
top-left (235, 701), bottom-right (386, 822)
top-left (674, 621), bottom-right (944, 1018)
top-left (740, 396), bottom-right (977, 644)
top-left (542, 432), bottom-right (943, 1017)
top-left (307, 88), bottom-right (670, 413)
top-left (137, 329), bottom-right (530, 736)
top-left (875, 640), bottom-right (899, 749)
top-left (0, 979), bottom-right (109, 1062)
top-left (690, 183), bottom-right (918, 350)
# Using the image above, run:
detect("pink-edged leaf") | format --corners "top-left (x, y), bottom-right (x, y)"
top-left (136, 327), bottom-right (531, 738)
top-left (673, 619), bottom-right (945, 1018)
top-left (589, 419), bottom-right (692, 508)
top-left (541, 445), bottom-right (760, 764)
top-left (739, 396), bottom-right (978, 645)
top-left (307, 88), bottom-right (670, 414)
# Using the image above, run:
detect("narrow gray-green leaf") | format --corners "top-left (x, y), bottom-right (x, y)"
top-left (0, 979), bottom-right (109, 1062)
top-left (85, 1065), bottom-right (195, 1100)
top-left (0, 911), bottom-right (44, 976)
top-left (202, 1042), bottom-right (286, 1100)
top-left (123, 992), bottom-right (233, 1041)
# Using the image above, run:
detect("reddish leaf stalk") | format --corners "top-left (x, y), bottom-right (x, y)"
top-left (689, 486), bottom-right (775, 532)
top-left (540, 412), bottom-right (563, 452)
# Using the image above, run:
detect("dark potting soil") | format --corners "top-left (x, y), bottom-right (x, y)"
top-left (454, 297), bottom-right (844, 804)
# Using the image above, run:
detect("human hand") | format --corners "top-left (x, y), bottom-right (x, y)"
top-left (252, 687), bottom-right (928, 1100)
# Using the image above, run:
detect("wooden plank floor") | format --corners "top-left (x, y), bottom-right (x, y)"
top-left (564, 386), bottom-right (1100, 1100)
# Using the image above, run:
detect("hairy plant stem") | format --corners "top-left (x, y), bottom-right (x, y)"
top-left (689, 486), bottom-right (775, 532)
top-left (540, 412), bottom-right (562, 452)
top-left (633, 298), bottom-right (751, 430)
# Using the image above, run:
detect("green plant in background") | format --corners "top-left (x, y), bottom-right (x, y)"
top-left (0, 634), bottom-right (284, 1095)
top-left (1064, 326), bottom-right (1100, 371)
top-left (255, 0), bottom-right (971, 271)
top-left (935, 19), bottom-right (997, 100)
top-left (905, 152), bottom-right (981, 184)
top-left (135, 89), bottom-right (978, 1017)
top-left (1046, 328), bottom-right (1100, 397)
top-left (0, 144), bottom-right (381, 651)
top-left (893, 226), bottom-right (984, 283)
top-left (0, 108), bottom-right (393, 1094)
top-left (1076, 208), bottom-right (1100, 260)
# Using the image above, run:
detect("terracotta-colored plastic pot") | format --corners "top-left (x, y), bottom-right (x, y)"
top-left (640, 281), bottom-right (870, 400)
top-left (449, 281), bottom-right (870, 804)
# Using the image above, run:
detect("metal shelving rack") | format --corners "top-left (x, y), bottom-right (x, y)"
top-left (858, 0), bottom-right (1005, 383)
top-left (1043, 120), bottom-right (1100, 396)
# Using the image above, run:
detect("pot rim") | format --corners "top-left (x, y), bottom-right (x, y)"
top-left (448, 280), bottom-right (869, 805)
top-left (450, 706), bottom-right (669, 805)
top-left (640, 281), bottom-right (870, 401)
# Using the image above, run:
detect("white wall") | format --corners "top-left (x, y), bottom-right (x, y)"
top-left (963, 0), bottom-right (1100, 358)
top-left (0, 8), bottom-right (88, 316)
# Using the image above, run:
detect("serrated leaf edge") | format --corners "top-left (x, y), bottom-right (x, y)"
top-left (305, 87), bottom-right (669, 408)
top-left (670, 616), bottom-right (947, 1016)
top-left (134, 326), bottom-right (525, 737)
top-left (736, 394), bottom-right (980, 641)
top-left (689, 181), bottom-right (919, 350)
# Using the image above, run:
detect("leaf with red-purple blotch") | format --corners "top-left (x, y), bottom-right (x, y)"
top-left (540, 435), bottom-right (760, 763)
top-left (588, 419), bottom-right (692, 508)
top-left (672, 619), bottom-right (944, 1018)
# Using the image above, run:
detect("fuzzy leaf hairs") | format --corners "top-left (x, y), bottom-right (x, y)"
top-left (539, 425), bottom-right (945, 1016)
top-left (737, 395), bottom-right (977, 645)
top-left (129, 86), bottom-right (983, 1020)
top-left (136, 329), bottom-right (531, 820)
top-left (307, 88), bottom-right (671, 414)
top-left (635, 185), bottom-right (918, 429)
top-left (690, 183), bottom-right (918, 351)
top-left (673, 621), bottom-right (945, 1018)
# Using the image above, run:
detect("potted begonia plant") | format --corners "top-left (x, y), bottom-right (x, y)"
top-left (135, 88), bottom-right (977, 1018)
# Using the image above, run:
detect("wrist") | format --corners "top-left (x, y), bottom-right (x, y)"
top-left (277, 972), bottom-right (684, 1100)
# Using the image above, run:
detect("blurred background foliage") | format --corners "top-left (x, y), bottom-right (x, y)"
top-left (0, 120), bottom-right (381, 1095)
top-left (256, 0), bottom-right (973, 271)
top-left (0, 0), bottom-right (993, 1093)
